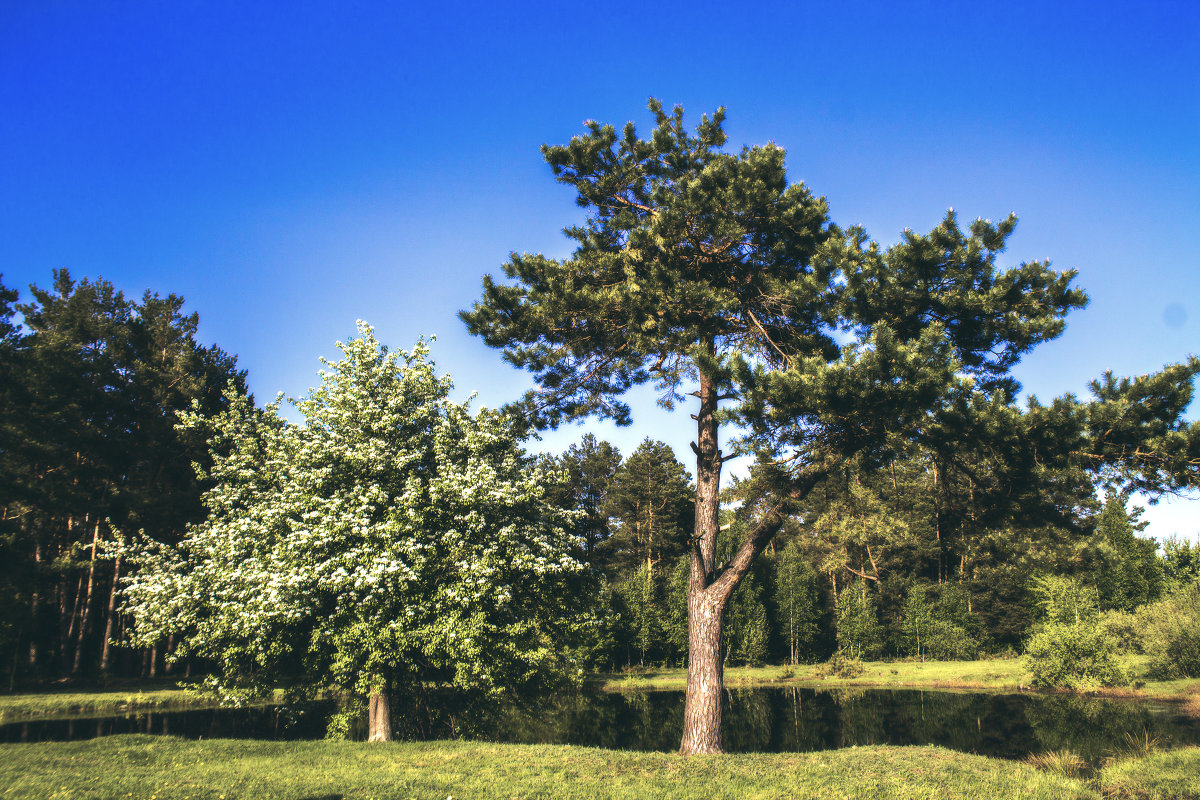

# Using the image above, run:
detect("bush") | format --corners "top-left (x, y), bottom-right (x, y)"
top-left (816, 651), bottom-right (866, 678)
top-left (1099, 609), bottom-right (1144, 654)
top-left (1143, 583), bottom-right (1200, 679)
top-left (1024, 621), bottom-right (1126, 690)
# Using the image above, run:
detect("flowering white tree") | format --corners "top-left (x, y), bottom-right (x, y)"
top-left (124, 323), bottom-right (584, 741)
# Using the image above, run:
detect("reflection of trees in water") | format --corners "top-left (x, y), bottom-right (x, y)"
top-left (724, 689), bottom-right (773, 751)
top-left (1025, 695), bottom-right (1200, 763)
top-left (8, 687), bottom-right (1200, 759)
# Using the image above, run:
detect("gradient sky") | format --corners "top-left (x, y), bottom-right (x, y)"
top-left (3, 1), bottom-right (1198, 538)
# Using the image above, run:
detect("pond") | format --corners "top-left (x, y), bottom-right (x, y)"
top-left (5, 687), bottom-right (1198, 766)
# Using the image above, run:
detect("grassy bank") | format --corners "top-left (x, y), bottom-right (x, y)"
top-left (0, 686), bottom-right (200, 723)
top-left (598, 657), bottom-right (1200, 703)
top-left (0, 735), bottom-right (1099, 799)
top-left (1100, 747), bottom-right (1200, 799)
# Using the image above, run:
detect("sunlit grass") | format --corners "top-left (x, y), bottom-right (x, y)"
top-left (597, 656), bottom-right (1200, 702)
top-left (1099, 745), bottom-right (1200, 800)
top-left (0, 735), bottom-right (1099, 800)
top-left (0, 686), bottom-right (196, 722)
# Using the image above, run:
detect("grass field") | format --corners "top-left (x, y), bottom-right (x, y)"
top-left (598, 656), bottom-right (1200, 704)
top-left (0, 734), bottom-right (1105, 800)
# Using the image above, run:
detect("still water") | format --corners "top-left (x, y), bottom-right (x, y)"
top-left (5, 687), bottom-right (1198, 765)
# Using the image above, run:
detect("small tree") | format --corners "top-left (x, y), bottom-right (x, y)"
top-left (1024, 574), bottom-right (1124, 689)
top-left (836, 581), bottom-right (883, 660)
top-left (124, 324), bottom-right (584, 741)
top-left (773, 539), bottom-right (821, 664)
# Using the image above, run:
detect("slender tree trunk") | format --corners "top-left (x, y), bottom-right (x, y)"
top-left (63, 571), bottom-right (86, 674)
top-left (72, 521), bottom-right (102, 676)
top-left (29, 541), bottom-right (41, 670)
top-left (99, 551), bottom-right (122, 672)
top-left (368, 682), bottom-right (393, 742)
top-left (681, 369), bottom-right (727, 754)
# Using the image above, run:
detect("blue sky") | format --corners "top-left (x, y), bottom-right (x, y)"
top-left (2, 1), bottom-right (1198, 538)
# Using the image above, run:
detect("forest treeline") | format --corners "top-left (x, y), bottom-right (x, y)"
top-left (547, 432), bottom-right (1200, 671)
top-left (0, 270), bottom-right (246, 685)
top-left (2, 270), bottom-right (1199, 686)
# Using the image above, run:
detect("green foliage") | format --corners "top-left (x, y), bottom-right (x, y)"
top-left (1160, 535), bottom-right (1200, 589)
top-left (1091, 495), bottom-right (1162, 611)
top-left (816, 650), bottom-right (866, 678)
top-left (724, 569), bottom-right (770, 667)
top-left (613, 563), bottom-right (665, 667)
top-left (547, 433), bottom-right (621, 562)
top-left (1025, 572), bottom-right (1124, 690)
top-left (1141, 582), bottom-right (1200, 679)
top-left (602, 438), bottom-right (691, 575)
top-left (773, 539), bottom-right (821, 663)
top-left (901, 583), bottom-right (981, 661)
top-left (1098, 609), bottom-right (1144, 654)
top-left (1024, 622), bottom-right (1126, 690)
top-left (123, 324), bottom-right (585, 713)
top-left (836, 581), bottom-right (883, 660)
top-left (0, 269), bottom-right (245, 681)
top-left (1029, 575), bottom-right (1100, 625)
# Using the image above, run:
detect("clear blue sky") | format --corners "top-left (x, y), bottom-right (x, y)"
top-left (3, 1), bottom-right (1198, 538)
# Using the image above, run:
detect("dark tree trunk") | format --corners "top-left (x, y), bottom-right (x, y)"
top-left (29, 541), bottom-right (41, 670)
top-left (368, 682), bottom-right (393, 742)
top-left (72, 521), bottom-right (102, 676)
top-left (99, 552), bottom-right (121, 672)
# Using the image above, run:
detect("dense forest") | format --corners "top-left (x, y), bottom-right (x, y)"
top-left (0, 270), bottom-right (246, 685)
top-left (3, 269), bottom-right (1198, 690)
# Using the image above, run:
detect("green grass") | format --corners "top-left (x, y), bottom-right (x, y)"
top-left (0, 686), bottom-right (198, 723)
top-left (1099, 746), bottom-right (1200, 799)
top-left (598, 657), bottom-right (1200, 702)
top-left (599, 659), bottom-right (1030, 693)
top-left (0, 735), bottom-right (1099, 799)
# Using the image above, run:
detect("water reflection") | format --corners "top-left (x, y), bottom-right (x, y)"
top-left (4, 687), bottom-right (1198, 766)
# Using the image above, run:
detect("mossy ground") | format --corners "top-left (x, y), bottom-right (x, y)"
top-left (0, 735), bottom-right (1100, 800)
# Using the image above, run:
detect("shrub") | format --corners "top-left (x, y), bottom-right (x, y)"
top-left (1143, 583), bottom-right (1200, 679)
top-left (1099, 609), bottom-right (1144, 654)
top-left (816, 651), bottom-right (866, 678)
top-left (1024, 621), bottom-right (1126, 690)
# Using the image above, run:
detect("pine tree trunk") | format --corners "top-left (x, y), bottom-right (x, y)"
top-left (680, 368), bottom-right (726, 754)
top-left (681, 587), bottom-right (725, 753)
top-left (99, 552), bottom-right (122, 672)
top-left (368, 682), bottom-right (393, 742)
top-left (72, 521), bottom-right (102, 676)
top-left (29, 541), bottom-right (41, 670)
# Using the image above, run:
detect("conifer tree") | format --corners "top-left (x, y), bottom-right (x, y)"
top-left (462, 100), bottom-right (1198, 752)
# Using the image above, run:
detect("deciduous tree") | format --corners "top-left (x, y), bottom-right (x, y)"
top-left (124, 324), bottom-right (584, 740)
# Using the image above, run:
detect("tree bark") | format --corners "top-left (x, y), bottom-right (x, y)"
top-left (72, 520), bottom-right (102, 676)
top-left (29, 540), bottom-right (41, 670)
top-left (680, 369), bottom-right (725, 754)
top-left (99, 551), bottom-right (122, 672)
top-left (368, 682), bottom-right (393, 742)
